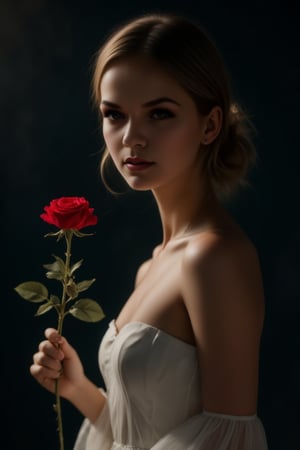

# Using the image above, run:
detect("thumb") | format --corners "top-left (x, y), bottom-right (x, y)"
top-left (44, 328), bottom-right (77, 360)
top-left (57, 335), bottom-right (77, 361)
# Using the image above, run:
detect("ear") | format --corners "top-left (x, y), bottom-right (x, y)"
top-left (202, 106), bottom-right (223, 145)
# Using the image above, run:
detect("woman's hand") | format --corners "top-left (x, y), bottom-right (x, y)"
top-left (31, 327), bottom-right (106, 421)
top-left (30, 328), bottom-right (85, 401)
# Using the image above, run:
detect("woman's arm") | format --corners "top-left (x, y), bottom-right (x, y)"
top-left (181, 232), bottom-right (265, 415)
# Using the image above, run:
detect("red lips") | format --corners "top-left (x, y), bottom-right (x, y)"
top-left (124, 157), bottom-right (154, 172)
top-left (125, 157), bottom-right (153, 164)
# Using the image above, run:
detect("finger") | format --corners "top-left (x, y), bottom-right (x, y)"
top-left (31, 362), bottom-right (63, 385)
top-left (30, 363), bottom-right (61, 389)
top-left (30, 362), bottom-right (61, 379)
top-left (44, 333), bottom-right (77, 361)
top-left (44, 329), bottom-right (78, 362)
top-left (33, 351), bottom-right (62, 372)
top-left (43, 329), bottom-right (74, 358)
top-left (56, 336), bottom-right (77, 361)
top-left (38, 341), bottom-right (64, 360)
top-left (44, 328), bottom-right (63, 345)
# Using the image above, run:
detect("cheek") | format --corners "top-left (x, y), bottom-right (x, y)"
top-left (102, 125), bottom-right (121, 151)
top-left (102, 124), bottom-right (112, 145)
top-left (159, 123), bottom-right (201, 156)
top-left (101, 127), bottom-right (123, 172)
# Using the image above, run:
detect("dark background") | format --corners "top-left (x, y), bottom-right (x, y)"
top-left (1, 1), bottom-right (299, 449)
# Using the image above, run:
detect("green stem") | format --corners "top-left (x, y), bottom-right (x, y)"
top-left (55, 312), bottom-right (64, 450)
top-left (54, 229), bottom-right (73, 450)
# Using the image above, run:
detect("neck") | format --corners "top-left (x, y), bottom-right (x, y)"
top-left (152, 169), bottom-right (223, 249)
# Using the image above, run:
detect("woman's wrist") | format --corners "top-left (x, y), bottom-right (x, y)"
top-left (67, 375), bottom-right (106, 422)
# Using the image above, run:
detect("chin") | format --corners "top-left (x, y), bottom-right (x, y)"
top-left (127, 180), bottom-right (153, 191)
top-left (120, 172), bottom-right (152, 190)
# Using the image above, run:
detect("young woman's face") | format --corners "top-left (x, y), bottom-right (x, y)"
top-left (100, 57), bottom-right (208, 192)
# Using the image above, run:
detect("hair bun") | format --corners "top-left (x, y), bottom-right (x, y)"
top-left (209, 102), bottom-right (257, 199)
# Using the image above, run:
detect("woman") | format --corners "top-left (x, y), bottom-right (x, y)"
top-left (31, 13), bottom-right (268, 449)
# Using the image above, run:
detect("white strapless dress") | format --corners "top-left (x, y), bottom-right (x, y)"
top-left (74, 320), bottom-right (268, 449)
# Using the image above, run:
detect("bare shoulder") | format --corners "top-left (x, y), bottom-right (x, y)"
top-left (183, 229), bottom-right (261, 274)
top-left (181, 229), bottom-right (265, 317)
top-left (134, 244), bottom-right (162, 287)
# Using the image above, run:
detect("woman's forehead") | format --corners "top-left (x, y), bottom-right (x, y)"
top-left (100, 58), bottom-right (190, 106)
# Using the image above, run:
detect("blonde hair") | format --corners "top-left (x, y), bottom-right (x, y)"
top-left (92, 13), bottom-right (256, 199)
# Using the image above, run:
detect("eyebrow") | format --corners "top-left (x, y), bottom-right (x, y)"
top-left (101, 97), bottom-right (180, 108)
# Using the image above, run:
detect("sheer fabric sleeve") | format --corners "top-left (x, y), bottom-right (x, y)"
top-left (73, 389), bottom-right (113, 450)
top-left (150, 410), bottom-right (268, 450)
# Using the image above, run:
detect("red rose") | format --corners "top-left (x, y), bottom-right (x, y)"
top-left (40, 196), bottom-right (98, 230)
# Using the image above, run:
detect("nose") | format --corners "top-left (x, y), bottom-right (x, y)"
top-left (122, 119), bottom-right (147, 149)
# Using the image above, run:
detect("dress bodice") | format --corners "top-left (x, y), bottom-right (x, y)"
top-left (74, 320), bottom-right (268, 450)
top-left (99, 320), bottom-right (202, 448)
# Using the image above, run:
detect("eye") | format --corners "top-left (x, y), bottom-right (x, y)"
top-left (150, 108), bottom-right (175, 120)
top-left (102, 109), bottom-right (125, 121)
